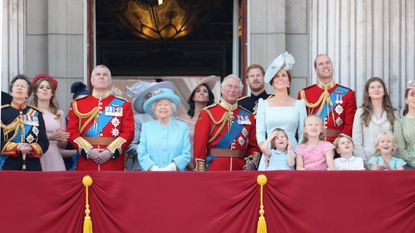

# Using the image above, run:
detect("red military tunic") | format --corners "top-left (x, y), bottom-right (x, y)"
top-left (67, 91), bottom-right (134, 171)
top-left (297, 80), bottom-right (356, 142)
top-left (193, 100), bottom-right (260, 171)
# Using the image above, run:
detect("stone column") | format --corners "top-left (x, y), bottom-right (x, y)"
top-left (2, 0), bottom-right (25, 90)
top-left (310, 0), bottom-right (415, 108)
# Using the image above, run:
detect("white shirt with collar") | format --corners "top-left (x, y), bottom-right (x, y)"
top-left (334, 155), bottom-right (365, 170)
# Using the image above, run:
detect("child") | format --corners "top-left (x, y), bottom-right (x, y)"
top-left (259, 128), bottom-right (295, 170)
top-left (296, 115), bottom-right (335, 170)
top-left (333, 134), bottom-right (365, 170)
top-left (369, 132), bottom-right (406, 170)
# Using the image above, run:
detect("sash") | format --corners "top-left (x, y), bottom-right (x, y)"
top-left (319, 85), bottom-right (349, 120)
top-left (214, 109), bottom-right (250, 149)
top-left (85, 98), bottom-right (125, 137)
top-left (13, 110), bottom-right (39, 143)
top-left (206, 109), bottom-right (251, 169)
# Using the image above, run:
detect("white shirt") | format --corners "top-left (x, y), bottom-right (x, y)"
top-left (334, 156), bottom-right (365, 170)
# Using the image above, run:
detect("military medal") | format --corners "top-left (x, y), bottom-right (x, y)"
top-left (238, 136), bottom-right (245, 146)
top-left (26, 134), bottom-right (35, 143)
top-left (335, 105), bottom-right (344, 115)
top-left (111, 128), bottom-right (119, 137)
top-left (32, 126), bottom-right (39, 136)
top-left (111, 117), bottom-right (120, 127)
top-left (335, 117), bottom-right (343, 126)
top-left (335, 91), bottom-right (344, 105)
top-left (241, 128), bottom-right (248, 137)
top-left (23, 115), bottom-right (39, 126)
top-left (105, 106), bottom-right (123, 117)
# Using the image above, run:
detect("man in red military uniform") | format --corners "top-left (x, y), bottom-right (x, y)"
top-left (297, 54), bottom-right (356, 142)
top-left (67, 65), bottom-right (134, 170)
top-left (194, 74), bottom-right (261, 171)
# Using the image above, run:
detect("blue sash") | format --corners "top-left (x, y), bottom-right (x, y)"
top-left (215, 109), bottom-right (250, 149)
top-left (319, 85), bottom-right (349, 120)
top-left (206, 109), bottom-right (251, 168)
top-left (85, 98), bottom-right (125, 137)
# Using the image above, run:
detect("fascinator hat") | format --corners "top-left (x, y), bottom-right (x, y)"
top-left (143, 88), bottom-right (180, 115)
top-left (32, 73), bottom-right (58, 91)
top-left (264, 52), bottom-right (295, 85)
top-left (126, 81), bottom-right (175, 114)
top-left (71, 82), bottom-right (90, 100)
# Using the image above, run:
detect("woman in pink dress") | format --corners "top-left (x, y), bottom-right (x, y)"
top-left (31, 74), bottom-right (69, 171)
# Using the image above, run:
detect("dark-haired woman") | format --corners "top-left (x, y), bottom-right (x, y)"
top-left (177, 76), bottom-right (218, 169)
top-left (1, 75), bottom-right (49, 170)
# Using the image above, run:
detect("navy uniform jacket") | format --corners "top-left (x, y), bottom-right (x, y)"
top-left (1, 103), bottom-right (49, 170)
top-left (238, 90), bottom-right (271, 116)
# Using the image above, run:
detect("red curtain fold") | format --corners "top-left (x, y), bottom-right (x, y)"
top-left (1, 171), bottom-right (415, 233)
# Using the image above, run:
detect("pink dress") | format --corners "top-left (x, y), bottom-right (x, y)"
top-left (296, 141), bottom-right (334, 170)
top-left (40, 109), bottom-right (66, 171)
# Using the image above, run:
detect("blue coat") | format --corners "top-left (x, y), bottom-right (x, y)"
top-left (137, 118), bottom-right (191, 171)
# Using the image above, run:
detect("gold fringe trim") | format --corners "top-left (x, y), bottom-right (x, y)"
top-left (82, 175), bottom-right (93, 233)
top-left (257, 174), bottom-right (268, 233)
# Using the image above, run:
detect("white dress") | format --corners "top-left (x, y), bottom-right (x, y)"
top-left (256, 98), bottom-right (307, 170)
top-left (352, 108), bottom-right (398, 162)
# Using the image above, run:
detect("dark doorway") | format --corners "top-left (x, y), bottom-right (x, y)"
top-left (96, 0), bottom-right (234, 78)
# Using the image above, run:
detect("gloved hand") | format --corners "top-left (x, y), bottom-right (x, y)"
top-left (149, 165), bottom-right (160, 171)
top-left (159, 163), bottom-right (177, 171)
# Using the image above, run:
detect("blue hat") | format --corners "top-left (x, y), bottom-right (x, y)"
top-left (264, 51), bottom-right (295, 85)
top-left (126, 81), bottom-right (175, 114)
top-left (143, 88), bottom-right (180, 115)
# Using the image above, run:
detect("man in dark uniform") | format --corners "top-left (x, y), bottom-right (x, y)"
top-left (297, 54), bottom-right (356, 142)
top-left (238, 64), bottom-right (271, 116)
top-left (1, 91), bottom-right (12, 105)
top-left (1, 75), bottom-right (49, 170)
top-left (194, 74), bottom-right (261, 171)
top-left (67, 65), bottom-right (134, 171)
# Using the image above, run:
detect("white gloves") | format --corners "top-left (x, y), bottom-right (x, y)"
top-left (150, 163), bottom-right (177, 171)
top-left (159, 163), bottom-right (177, 171)
top-left (149, 165), bottom-right (160, 171)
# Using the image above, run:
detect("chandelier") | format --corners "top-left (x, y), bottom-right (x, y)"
top-left (103, 0), bottom-right (211, 41)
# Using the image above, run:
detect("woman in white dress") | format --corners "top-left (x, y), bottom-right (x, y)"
top-left (31, 74), bottom-right (69, 171)
top-left (256, 52), bottom-right (307, 170)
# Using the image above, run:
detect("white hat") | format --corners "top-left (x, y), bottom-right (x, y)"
top-left (264, 52), bottom-right (295, 84)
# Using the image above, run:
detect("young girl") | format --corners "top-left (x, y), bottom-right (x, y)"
top-left (333, 134), bottom-right (365, 170)
top-left (369, 132), bottom-right (406, 170)
top-left (296, 115), bottom-right (335, 170)
top-left (259, 128), bottom-right (295, 170)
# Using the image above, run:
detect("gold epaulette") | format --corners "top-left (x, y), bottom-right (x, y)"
top-left (202, 103), bottom-right (217, 111)
top-left (74, 95), bottom-right (89, 101)
top-left (239, 105), bottom-right (251, 113)
top-left (28, 105), bottom-right (42, 112)
top-left (114, 95), bottom-right (129, 102)
top-left (1, 104), bottom-right (10, 109)
top-left (238, 95), bottom-right (249, 101)
top-left (266, 94), bottom-right (274, 100)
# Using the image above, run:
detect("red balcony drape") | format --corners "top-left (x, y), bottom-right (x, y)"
top-left (1, 171), bottom-right (414, 233)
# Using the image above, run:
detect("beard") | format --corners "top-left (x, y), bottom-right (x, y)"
top-left (249, 83), bottom-right (265, 93)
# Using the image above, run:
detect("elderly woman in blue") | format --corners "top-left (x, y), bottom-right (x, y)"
top-left (137, 88), bottom-right (191, 171)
